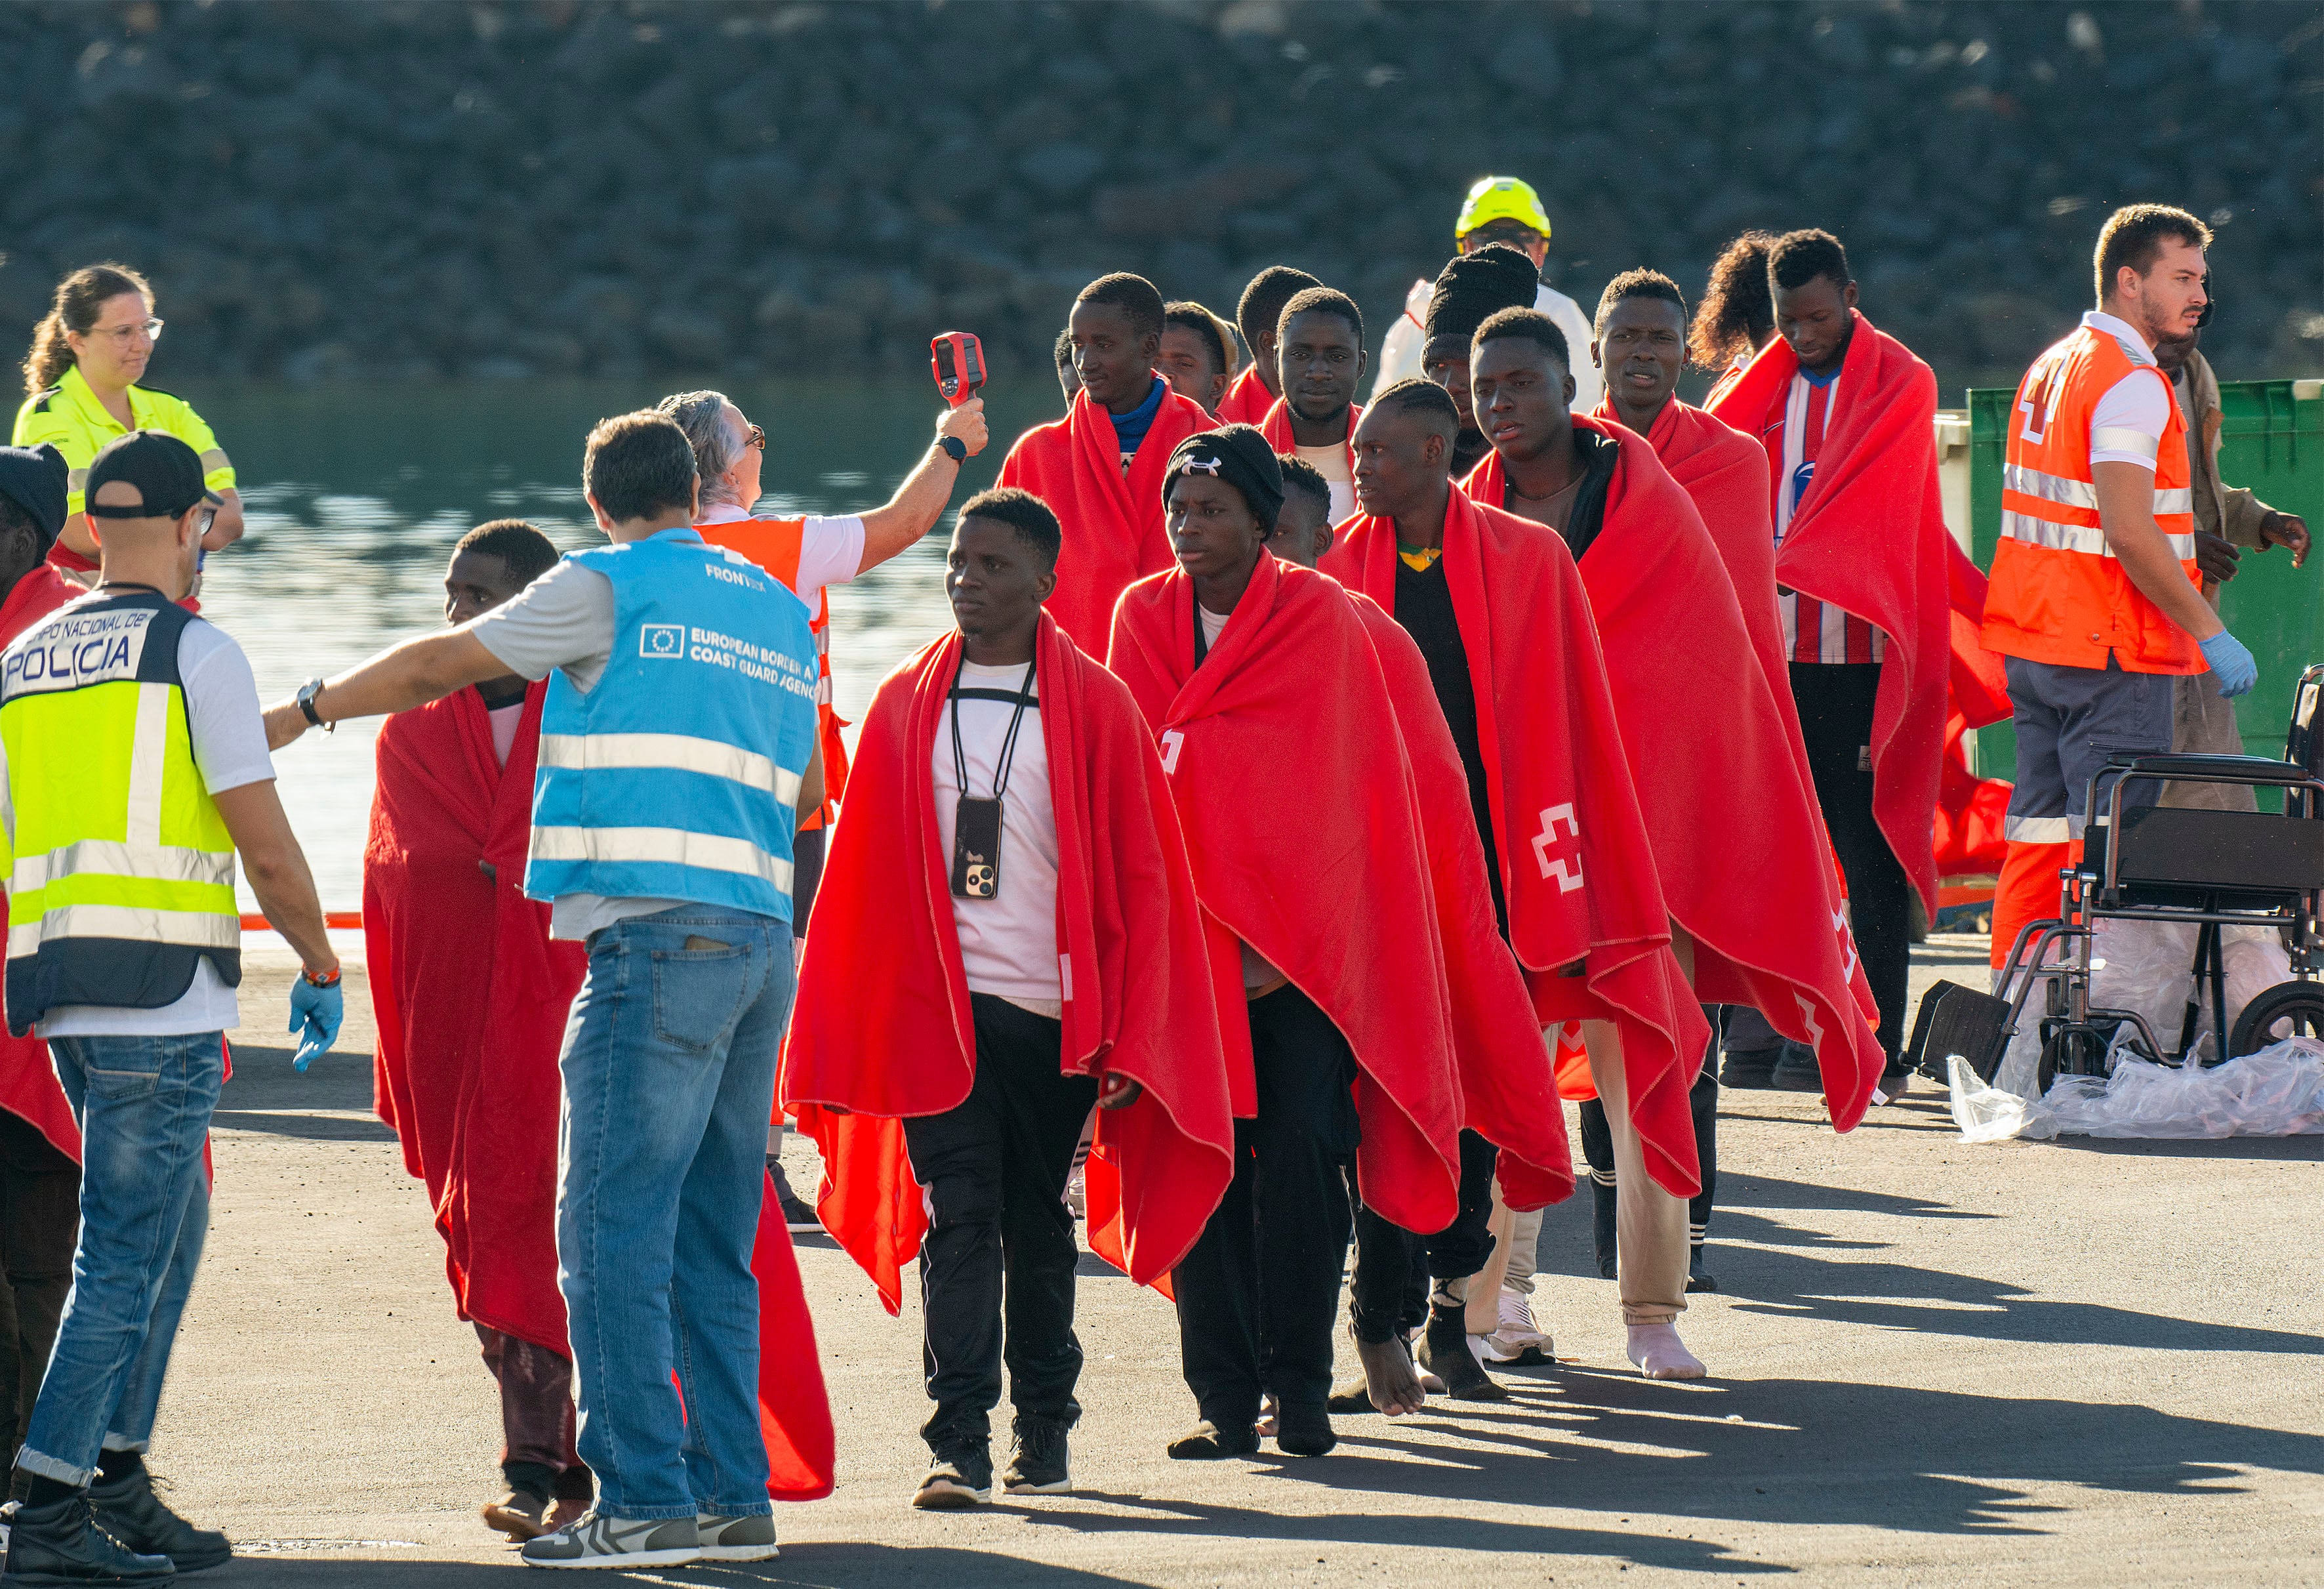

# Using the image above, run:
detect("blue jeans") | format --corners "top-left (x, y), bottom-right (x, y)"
top-left (19, 1032), bottom-right (220, 1487)
top-left (558, 905), bottom-right (793, 1520)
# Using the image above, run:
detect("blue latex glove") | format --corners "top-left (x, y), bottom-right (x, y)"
top-left (289, 976), bottom-right (344, 1072)
top-left (2199, 629), bottom-right (2258, 698)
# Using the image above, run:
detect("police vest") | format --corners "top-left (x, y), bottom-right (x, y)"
top-left (1982, 320), bottom-right (2203, 674)
top-left (0, 588), bottom-right (239, 1033)
top-left (525, 530), bottom-right (819, 922)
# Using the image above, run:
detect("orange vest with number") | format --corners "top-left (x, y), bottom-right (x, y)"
top-left (1980, 321), bottom-right (2203, 674)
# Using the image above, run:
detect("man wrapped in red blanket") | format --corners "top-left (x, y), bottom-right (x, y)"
top-left (1112, 426), bottom-right (1467, 1460)
top-left (1329, 381), bottom-right (1717, 1382)
top-left (784, 488), bottom-right (1233, 1509)
top-left (1000, 274), bottom-right (1213, 653)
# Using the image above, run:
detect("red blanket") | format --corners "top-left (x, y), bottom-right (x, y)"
top-left (1938, 542), bottom-right (2014, 878)
top-left (1321, 492), bottom-right (1707, 1195)
top-left (1349, 591), bottom-right (1571, 1210)
top-left (783, 615), bottom-right (1233, 1311)
top-left (998, 380), bottom-right (1213, 653)
top-left (1466, 421), bottom-right (1884, 1125)
top-left (366, 687), bottom-right (832, 1498)
top-left (1215, 367), bottom-right (1274, 426)
top-left (1707, 311), bottom-right (1953, 919)
top-left (0, 567), bottom-right (86, 1158)
top-left (1109, 556), bottom-right (1463, 1233)
top-left (1259, 398), bottom-right (1360, 478)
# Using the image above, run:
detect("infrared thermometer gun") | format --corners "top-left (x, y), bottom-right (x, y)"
top-left (931, 332), bottom-right (986, 408)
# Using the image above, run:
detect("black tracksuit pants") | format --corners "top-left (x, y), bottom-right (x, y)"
top-left (1173, 984), bottom-right (1359, 1426)
top-left (1347, 1129), bottom-right (1499, 1344)
top-left (901, 995), bottom-right (1097, 1451)
top-left (1791, 661), bottom-right (1913, 1065)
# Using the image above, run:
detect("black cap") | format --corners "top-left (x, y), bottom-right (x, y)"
top-left (0, 445), bottom-right (69, 552)
top-left (1423, 243), bottom-right (1541, 343)
top-left (84, 431), bottom-right (221, 521)
top-left (1165, 424), bottom-right (1285, 532)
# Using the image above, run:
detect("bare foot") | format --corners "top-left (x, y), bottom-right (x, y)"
top-left (1354, 1332), bottom-right (1427, 1416)
top-left (1626, 1321), bottom-right (1706, 1380)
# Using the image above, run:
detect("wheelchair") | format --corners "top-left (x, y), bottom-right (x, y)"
top-left (1907, 747), bottom-right (2324, 1095)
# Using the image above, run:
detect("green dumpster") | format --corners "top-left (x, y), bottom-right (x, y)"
top-left (1967, 377), bottom-right (2324, 791)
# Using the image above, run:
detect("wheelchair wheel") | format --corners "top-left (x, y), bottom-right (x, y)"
top-left (2226, 980), bottom-right (2324, 1059)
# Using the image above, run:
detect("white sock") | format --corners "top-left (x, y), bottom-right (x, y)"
top-left (1626, 1321), bottom-right (1706, 1380)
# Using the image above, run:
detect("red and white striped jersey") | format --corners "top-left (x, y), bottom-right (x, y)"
top-left (1764, 368), bottom-right (1886, 665)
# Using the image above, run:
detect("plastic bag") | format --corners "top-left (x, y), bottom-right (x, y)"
top-left (1950, 1037), bottom-right (2324, 1141)
top-left (2086, 916), bottom-right (2194, 1052)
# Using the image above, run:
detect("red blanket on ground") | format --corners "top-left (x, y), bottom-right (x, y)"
top-left (1466, 421), bottom-right (1884, 1125)
top-left (1938, 542), bottom-right (2014, 879)
top-left (998, 380), bottom-right (1213, 653)
top-left (1109, 556), bottom-right (1463, 1233)
top-left (1322, 491), bottom-right (1707, 1195)
top-left (783, 616), bottom-right (1233, 1311)
top-left (1215, 367), bottom-right (1274, 426)
top-left (1707, 311), bottom-right (1953, 920)
top-left (0, 567), bottom-right (87, 1158)
top-left (1259, 399), bottom-right (1361, 477)
top-left (366, 686), bottom-right (833, 1499)
top-left (1349, 592), bottom-right (1571, 1210)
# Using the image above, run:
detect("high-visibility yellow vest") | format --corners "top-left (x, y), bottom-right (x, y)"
top-left (10, 365), bottom-right (234, 520)
top-left (0, 588), bottom-right (239, 1034)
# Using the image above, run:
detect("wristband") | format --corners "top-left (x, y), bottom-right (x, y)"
top-left (302, 964), bottom-right (342, 988)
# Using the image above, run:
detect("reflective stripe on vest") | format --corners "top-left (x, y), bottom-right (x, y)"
top-left (1982, 321), bottom-right (2203, 674)
top-left (524, 532), bottom-right (818, 920)
top-left (0, 591), bottom-right (239, 1029)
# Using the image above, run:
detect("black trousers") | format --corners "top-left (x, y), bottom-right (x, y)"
top-left (1173, 985), bottom-right (1358, 1424)
top-left (1790, 662), bottom-right (1912, 1065)
top-left (1578, 1060), bottom-right (1719, 1241)
top-left (901, 995), bottom-right (1097, 1449)
top-left (0, 1110), bottom-right (76, 1474)
top-left (1347, 1128), bottom-right (1499, 1344)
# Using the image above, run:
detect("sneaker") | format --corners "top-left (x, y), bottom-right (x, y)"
top-left (518, 1510), bottom-right (699, 1569)
top-left (481, 1489), bottom-right (554, 1543)
top-left (694, 1512), bottom-right (778, 1563)
top-left (3, 1493), bottom-right (176, 1583)
top-left (1719, 1045), bottom-right (1780, 1089)
top-left (88, 1468), bottom-right (230, 1574)
top-left (1475, 1288), bottom-right (1550, 1365)
top-left (766, 1158), bottom-right (820, 1233)
top-left (911, 1443), bottom-right (992, 1510)
top-left (1002, 1420), bottom-right (1070, 1495)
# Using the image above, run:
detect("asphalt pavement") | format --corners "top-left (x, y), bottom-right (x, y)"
top-left (145, 935), bottom-right (2323, 1586)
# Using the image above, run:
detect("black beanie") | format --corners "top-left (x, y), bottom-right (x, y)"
top-left (1423, 243), bottom-right (1541, 342)
top-left (0, 445), bottom-right (68, 552)
top-left (1164, 424), bottom-right (1284, 531)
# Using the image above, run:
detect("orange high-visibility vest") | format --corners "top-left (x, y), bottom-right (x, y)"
top-left (1980, 320), bottom-right (2203, 674)
top-left (693, 516), bottom-right (850, 829)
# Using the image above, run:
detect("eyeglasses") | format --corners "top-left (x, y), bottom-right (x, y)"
top-left (88, 319), bottom-right (163, 347)
top-left (744, 423), bottom-right (765, 451)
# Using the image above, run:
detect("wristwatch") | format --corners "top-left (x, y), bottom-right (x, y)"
top-left (296, 676), bottom-right (335, 733)
top-left (937, 434), bottom-right (968, 463)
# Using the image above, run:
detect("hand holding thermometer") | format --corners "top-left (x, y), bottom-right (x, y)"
top-left (931, 332), bottom-right (986, 408)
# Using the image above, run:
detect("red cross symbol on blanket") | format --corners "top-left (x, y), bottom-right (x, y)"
top-left (1530, 803), bottom-right (1583, 894)
top-left (1833, 903), bottom-right (1859, 981)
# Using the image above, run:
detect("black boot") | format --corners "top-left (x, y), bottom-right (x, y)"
top-left (1591, 1176), bottom-right (1618, 1280)
top-left (1416, 1305), bottom-right (1507, 1402)
top-left (5, 1492), bottom-right (177, 1584)
top-left (88, 1466), bottom-right (230, 1574)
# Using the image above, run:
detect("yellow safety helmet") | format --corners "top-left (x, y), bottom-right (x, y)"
top-left (1454, 176), bottom-right (1551, 241)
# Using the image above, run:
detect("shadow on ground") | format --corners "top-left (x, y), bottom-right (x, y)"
top-left (211, 1544), bottom-right (1168, 1586)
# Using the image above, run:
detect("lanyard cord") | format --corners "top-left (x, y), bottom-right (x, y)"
top-left (949, 655), bottom-right (1038, 802)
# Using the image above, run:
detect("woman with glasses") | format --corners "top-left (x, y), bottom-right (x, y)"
top-left (12, 262), bottom-right (244, 588)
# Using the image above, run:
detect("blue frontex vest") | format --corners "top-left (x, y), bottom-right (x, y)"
top-left (525, 529), bottom-right (819, 922)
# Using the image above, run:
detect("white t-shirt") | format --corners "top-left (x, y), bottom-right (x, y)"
top-left (2081, 310), bottom-right (2172, 470)
top-left (1294, 443), bottom-right (1356, 523)
top-left (33, 617), bottom-right (275, 1038)
top-left (933, 659), bottom-right (1061, 1014)
top-left (1373, 279), bottom-right (1603, 413)
top-left (1193, 606), bottom-right (1280, 991)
